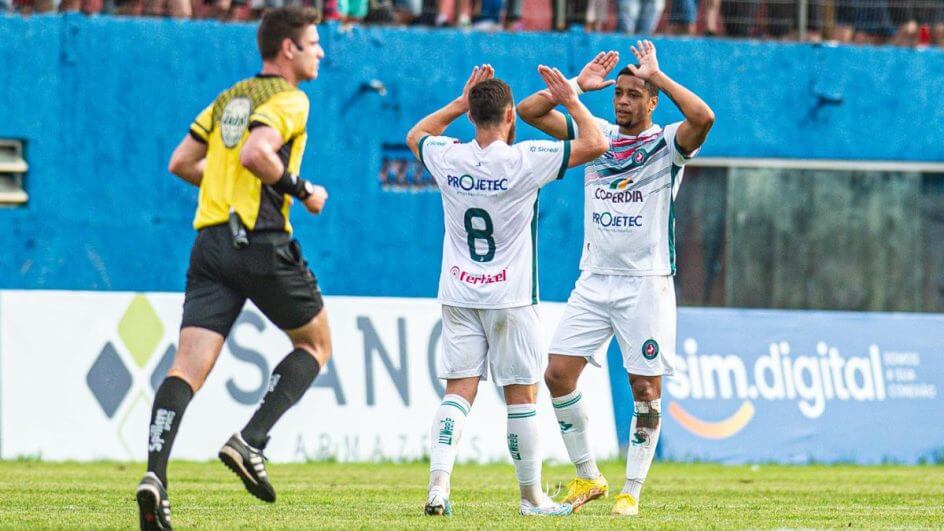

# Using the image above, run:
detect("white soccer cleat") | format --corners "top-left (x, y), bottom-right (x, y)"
top-left (519, 495), bottom-right (573, 517)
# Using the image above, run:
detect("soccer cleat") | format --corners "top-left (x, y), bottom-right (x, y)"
top-left (218, 432), bottom-right (276, 503)
top-left (424, 487), bottom-right (453, 516)
top-left (520, 495), bottom-right (573, 517)
top-left (610, 493), bottom-right (640, 516)
top-left (562, 475), bottom-right (609, 512)
top-left (136, 472), bottom-right (172, 530)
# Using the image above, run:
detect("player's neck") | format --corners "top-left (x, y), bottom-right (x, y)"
top-left (474, 127), bottom-right (510, 149)
top-left (619, 119), bottom-right (654, 137)
top-left (260, 62), bottom-right (299, 87)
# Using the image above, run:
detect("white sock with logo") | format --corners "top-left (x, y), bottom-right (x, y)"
top-left (551, 389), bottom-right (600, 480)
top-left (429, 394), bottom-right (471, 496)
top-left (507, 403), bottom-right (543, 503)
top-left (623, 399), bottom-right (662, 501)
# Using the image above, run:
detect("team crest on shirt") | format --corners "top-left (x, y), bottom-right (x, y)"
top-left (221, 97), bottom-right (251, 148)
top-left (642, 339), bottom-right (660, 360)
top-left (633, 149), bottom-right (648, 164)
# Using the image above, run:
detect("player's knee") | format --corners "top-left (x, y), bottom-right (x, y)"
top-left (631, 378), bottom-right (660, 402)
top-left (544, 364), bottom-right (575, 395)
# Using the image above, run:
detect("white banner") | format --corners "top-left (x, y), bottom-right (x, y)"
top-left (0, 291), bottom-right (616, 463)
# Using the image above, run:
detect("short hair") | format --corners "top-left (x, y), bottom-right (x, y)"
top-left (257, 7), bottom-right (321, 61)
top-left (616, 67), bottom-right (659, 97)
top-left (469, 78), bottom-right (514, 127)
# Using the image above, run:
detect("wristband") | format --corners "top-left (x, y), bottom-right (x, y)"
top-left (273, 171), bottom-right (314, 200)
top-left (567, 77), bottom-right (585, 96)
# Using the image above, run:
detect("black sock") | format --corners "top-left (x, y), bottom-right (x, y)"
top-left (146, 376), bottom-right (194, 487)
top-left (241, 348), bottom-right (320, 449)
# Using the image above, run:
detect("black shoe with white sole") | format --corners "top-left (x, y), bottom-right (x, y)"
top-left (136, 472), bottom-right (172, 530)
top-left (218, 432), bottom-right (276, 503)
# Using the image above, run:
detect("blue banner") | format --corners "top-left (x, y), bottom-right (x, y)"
top-left (609, 308), bottom-right (944, 464)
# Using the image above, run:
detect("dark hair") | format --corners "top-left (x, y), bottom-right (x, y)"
top-left (469, 78), bottom-right (514, 127)
top-left (616, 67), bottom-right (659, 97)
top-left (257, 7), bottom-right (321, 61)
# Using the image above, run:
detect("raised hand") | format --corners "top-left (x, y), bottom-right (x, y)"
top-left (537, 65), bottom-right (579, 109)
top-left (627, 40), bottom-right (661, 80)
top-left (577, 50), bottom-right (620, 92)
top-left (457, 64), bottom-right (495, 111)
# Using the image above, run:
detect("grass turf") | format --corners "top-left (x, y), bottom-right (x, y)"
top-left (1, 460), bottom-right (942, 528)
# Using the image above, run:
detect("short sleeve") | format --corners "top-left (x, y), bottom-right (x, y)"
top-left (189, 104), bottom-right (213, 143)
top-left (418, 135), bottom-right (459, 178)
top-left (565, 115), bottom-right (612, 140)
top-left (519, 140), bottom-right (571, 187)
top-left (250, 90), bottom-right (310, 141)
top-left (663, 121), bottom-right (700, 166)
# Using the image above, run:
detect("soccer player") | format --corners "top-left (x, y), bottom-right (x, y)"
top-left (517, 41), bottom-right (715, 516)
top-left (405, 64), bottom-right (607, 517)
top-left (135, 7), bottom-right (331, 530)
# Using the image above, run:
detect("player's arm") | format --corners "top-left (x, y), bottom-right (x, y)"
top-left (629, 40), bottom-right (714, 155)
top-left (516, 51), bottom-right (619, 140)
top-left (538, 65), bottom-right (609, 168)
top-left (406, 64), bottom-right (494, 160)
top-left (168, 135), bottom-right (206, 187)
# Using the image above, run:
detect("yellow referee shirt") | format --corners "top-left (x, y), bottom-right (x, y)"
top-left (189, 74), bottom-right (309, 233)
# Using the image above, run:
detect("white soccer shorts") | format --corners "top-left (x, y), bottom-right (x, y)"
top-left (439, 305), bottom-right (545, 386)
top-left (549, 271), bottom-right (677, 376)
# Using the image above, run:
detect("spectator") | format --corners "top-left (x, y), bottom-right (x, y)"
top-left (436, 0), bottom-right (471, 25)
top-left (393, 0), bottom-right (421, 23)
top-left (926, 0), bottom-right (944, 45)
top-left (503, 0), bottom-right (522, 29)
top-left (339, 0), bottom-right (368, 21)
top-left (585, 0), bottom-right (608, 31)
top-left (889, 0), bottom-right (918, 45)
top-left (143, 0), bottom-right (192, 17)
top-left (617, 0), bottom-right (664, 33)
top-left (665, 0), bottom-right (697, 34)
top-left (720, 0), bottom-right (760, 36)
top-left (766, 0), bottom-right (823, 40)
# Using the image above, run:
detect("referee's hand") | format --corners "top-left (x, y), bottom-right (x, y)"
top-left (302, 185), bottom-right (328, 215)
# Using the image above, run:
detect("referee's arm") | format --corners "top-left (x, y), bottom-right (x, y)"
top-left (168, 135), bottom-right (207, 187)
top-left (241, 125), bottom-right (328, 215)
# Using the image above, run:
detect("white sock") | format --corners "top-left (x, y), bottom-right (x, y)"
top-left (624, 399), bottom-right (661, 501)
top-left (506, 403), bottom-right (542, 503)
top-left (429, 394), bottom-right (471, 496)
top-left (551, 389), bottom-right (600, 479)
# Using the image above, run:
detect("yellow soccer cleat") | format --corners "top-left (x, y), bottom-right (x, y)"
top-left (562, 476), bottom-right (609, 512)
top-left (610, 493), bottom-right (639, 516)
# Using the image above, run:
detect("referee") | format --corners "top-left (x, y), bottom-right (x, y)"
top-left (136, 8), bottom-right (331, 530)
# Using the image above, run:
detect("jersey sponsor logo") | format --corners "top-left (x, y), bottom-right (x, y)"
top-left (221, 97), bottom-right (251, 148)
top-left (594, 188), bottom-right (644, 203)
top-left (446, 174), bottom-right (508, 192)
top-left (450, 265), bottom-right (507, 285)
top-left (591, 212), bottom-right (643, 228)
top-left (529, 145), bottom-right (560, 153)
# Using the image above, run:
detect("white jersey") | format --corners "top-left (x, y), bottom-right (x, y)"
top-left (420, 135), bottom-right (570, 309)
top-left (568, 118), bottom-right (697, 275)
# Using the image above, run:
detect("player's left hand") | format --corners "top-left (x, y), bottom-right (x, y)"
top-left (457, 64), bottom-right (495, 112)
top-left (627, 40), bottom-right (661, 80)
top-left (577, 50), bottom-right (620, 92)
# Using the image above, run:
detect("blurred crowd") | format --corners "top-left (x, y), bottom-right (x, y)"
top-left (3, 0), bottom-right (943, 46)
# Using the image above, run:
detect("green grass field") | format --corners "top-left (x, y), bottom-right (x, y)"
top-left (1, 460), bottom-right (942, 528)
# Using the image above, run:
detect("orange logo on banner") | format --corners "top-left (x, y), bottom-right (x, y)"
top-left (667, 401), bottom-right (755, 440)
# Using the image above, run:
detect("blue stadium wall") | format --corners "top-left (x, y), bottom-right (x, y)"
top-left (2, 15), bottom-right (944, 296)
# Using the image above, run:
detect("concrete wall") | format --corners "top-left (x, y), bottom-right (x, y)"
top-left (2, 15), bottom-right (943, 304)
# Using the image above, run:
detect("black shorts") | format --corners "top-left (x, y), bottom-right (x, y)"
top-left (181, 224), bottom-right (324, 336)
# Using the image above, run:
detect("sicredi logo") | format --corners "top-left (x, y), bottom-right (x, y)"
top-left (592, 212), bottom-right (642, 228)
top-left (595, 188), bottom-right (644, 204)
top-left (664, 339), bottom-right (923, 440)
top-left (450, 265), bottom-right (508, 285)
top-left (446, 174), bottom-right (508, 192)
top-left (529, 145), bottom-right (560, 153)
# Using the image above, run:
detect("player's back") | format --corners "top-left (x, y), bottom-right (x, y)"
top-left (420, 136), bottom-right (570, 309)
top-left (188, 75), bottom-right (310, 233)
